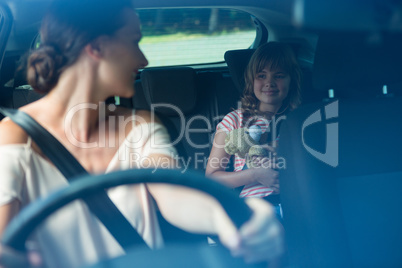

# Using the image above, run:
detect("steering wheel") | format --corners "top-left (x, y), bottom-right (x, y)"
top-left (1, 169), bottom-right (263, 268)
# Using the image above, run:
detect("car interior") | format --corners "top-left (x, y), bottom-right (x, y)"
top-left (0, 0), bottom-right (401, 267)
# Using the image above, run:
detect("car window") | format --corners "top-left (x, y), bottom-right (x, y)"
top-left (137, 8), bottom-right (256, 67)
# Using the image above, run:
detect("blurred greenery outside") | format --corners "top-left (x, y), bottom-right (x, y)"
top-left (137, 8), bottom-right (256, 67)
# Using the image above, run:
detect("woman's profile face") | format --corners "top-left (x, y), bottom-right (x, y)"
top-left (97, 9), bottom-right (148, 98)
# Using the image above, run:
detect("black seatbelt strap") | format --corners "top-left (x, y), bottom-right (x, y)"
top-left (0, 107), bottom-right (148, 251)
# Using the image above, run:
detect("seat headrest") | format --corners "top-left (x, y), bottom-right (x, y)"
top-left (224, 49), bottom-right (256, 93)
top-left (313, 32), bottom-right (402, 98)
top-left (140, 67), bottom-right (197, 116)
top-left (132, 80), bottom-right (149, 110)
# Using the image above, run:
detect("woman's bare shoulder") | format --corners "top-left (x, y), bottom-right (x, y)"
top-left (0, 119), bottom-right (28, 146)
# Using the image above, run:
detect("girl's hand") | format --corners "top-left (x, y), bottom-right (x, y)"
top-left (250, 144), bottom-right (280, 193)
top-left (218, 198), bottom-right (284, 263)
top-left (250, 144), bottom-right (276, 168)
top-left (251, 155), bottom-right (276, 169)
top-left (252, 165), bottom-right (280, 194)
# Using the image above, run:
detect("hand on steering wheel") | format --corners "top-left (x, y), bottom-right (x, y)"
top-left (1, 169), bottom-right (283, 268)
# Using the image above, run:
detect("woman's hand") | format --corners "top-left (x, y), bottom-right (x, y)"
top-left (217, 198), bottom-right (284, 263)
top-left (0, 244), bottom-right (42, 268)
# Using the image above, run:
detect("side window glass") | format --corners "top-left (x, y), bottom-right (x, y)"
top-left (137, 8), bottom-right (256, 67)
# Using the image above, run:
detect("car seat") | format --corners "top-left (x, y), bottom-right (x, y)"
top-left (224, 48), bottom-right (256, 94)
top-left (139, 67), bottom-right (219, 243)
top-left (140, 67), bottom-right (215, 173)
top-left (278, 32), bottom-right (402, 268)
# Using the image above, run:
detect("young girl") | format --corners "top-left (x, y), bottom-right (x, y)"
top-left (206, 42), bottom-right (301, 201)
top-left (0, 1), bottom-right (283, 267)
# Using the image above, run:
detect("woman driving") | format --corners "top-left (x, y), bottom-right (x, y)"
top-left (0, 1), bottom-right (283, 267)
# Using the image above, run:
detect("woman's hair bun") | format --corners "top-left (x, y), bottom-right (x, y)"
top-left (27, 44), bottom-right (66, 93)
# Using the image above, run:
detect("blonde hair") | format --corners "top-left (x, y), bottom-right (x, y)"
top-left (240, 42), bottom-right (302, 122)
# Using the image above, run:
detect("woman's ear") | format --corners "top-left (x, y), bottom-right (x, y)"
top-left (84, 37), bottom-right (108, 60)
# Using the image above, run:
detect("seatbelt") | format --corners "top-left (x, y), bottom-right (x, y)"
top-left (0, 107), bottom-right (148, 251)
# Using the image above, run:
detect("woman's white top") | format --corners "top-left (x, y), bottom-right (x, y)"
top-left (0, 111), bottom-right (177, 268)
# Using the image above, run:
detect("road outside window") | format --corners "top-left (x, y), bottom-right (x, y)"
top-left (138, 8), bottom-right (256, 67)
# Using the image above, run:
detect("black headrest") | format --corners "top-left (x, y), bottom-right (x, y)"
top-left (132, 80), bottom-right (149, 110)
top-left (13, 88), bottom-right (44, 108)
top-left (140, 67), bottom-right (197, 116)
top-left (313, 32), bottom-right (402, 98)
top-left (224, 49), bottom-right (255, 93)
